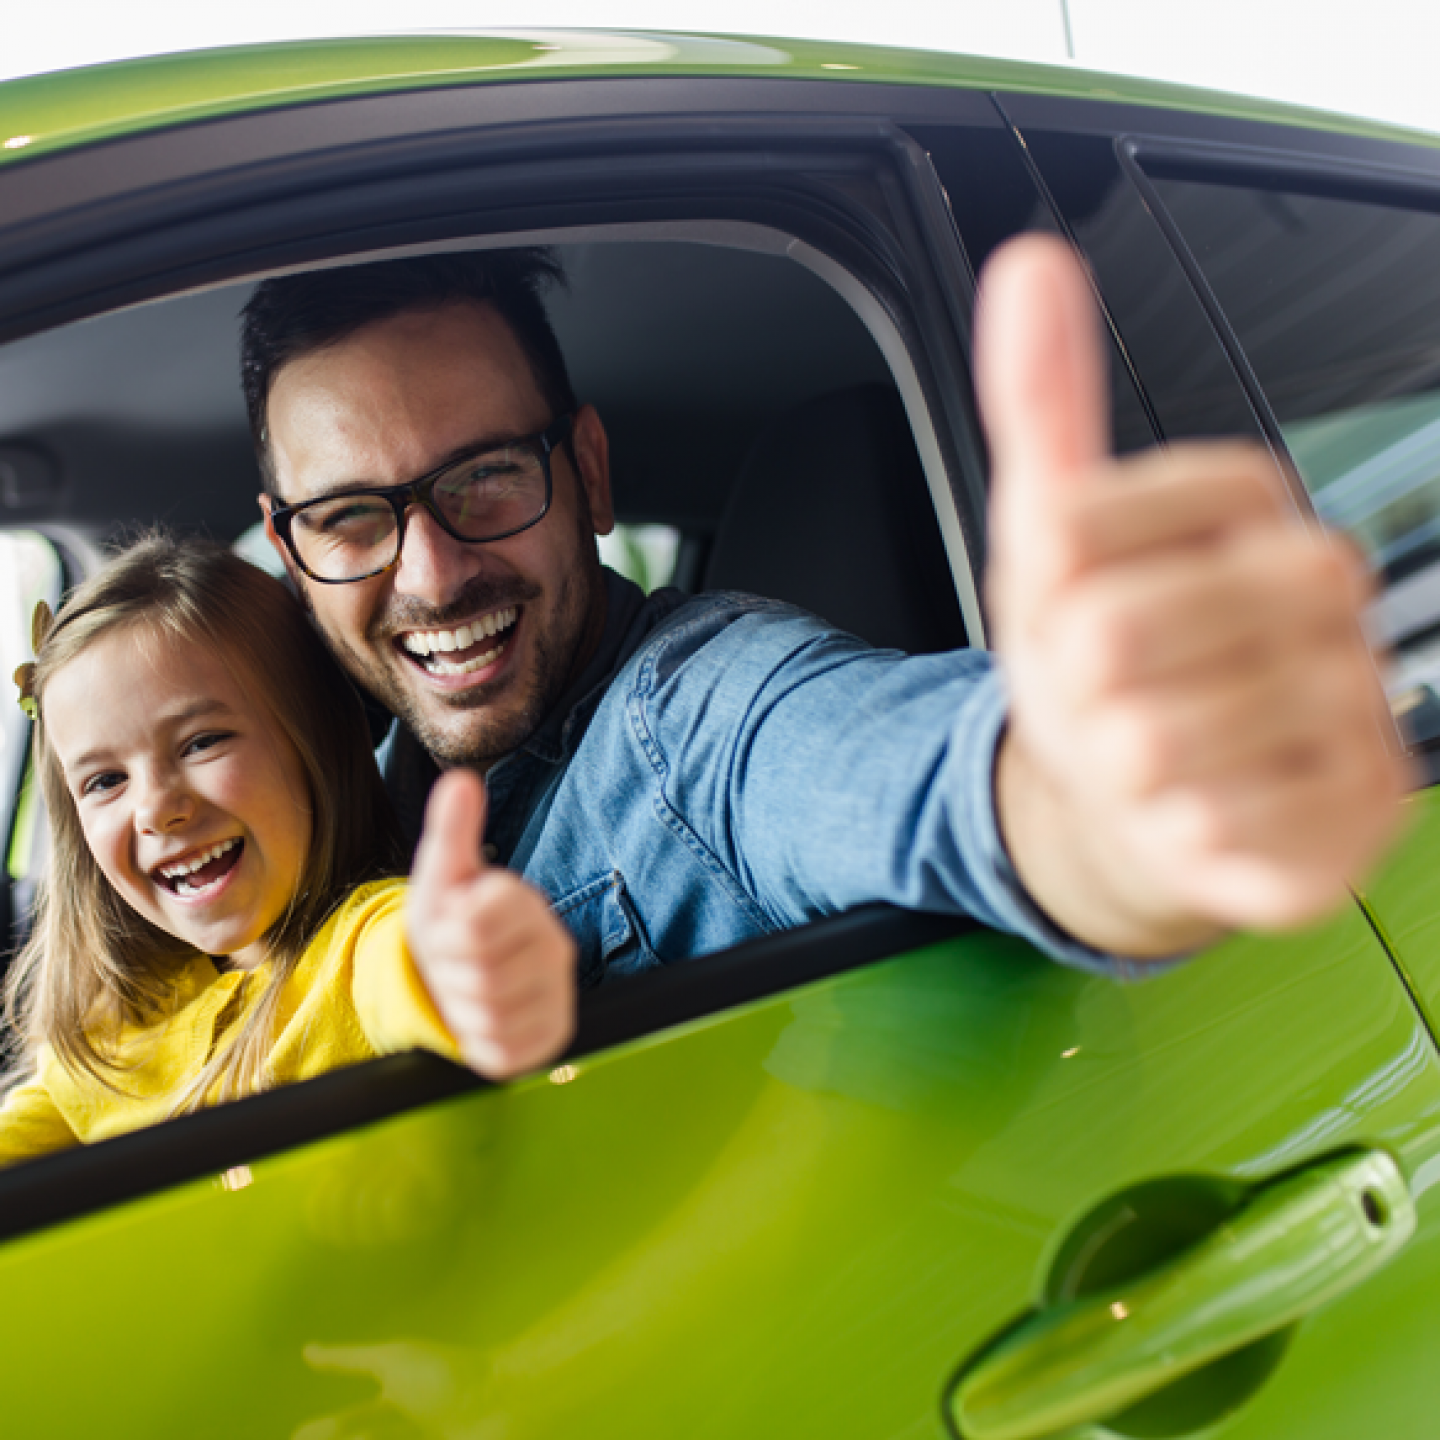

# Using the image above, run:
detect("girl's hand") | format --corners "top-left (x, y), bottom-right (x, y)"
top-left (407, 769), bottom-right (577, 1079)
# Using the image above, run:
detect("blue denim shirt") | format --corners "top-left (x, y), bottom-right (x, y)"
top-left (381, 569), bottom-right (1141, 987)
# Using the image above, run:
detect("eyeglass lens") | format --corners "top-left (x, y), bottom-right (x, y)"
top-left (290, 443), bottom-right (549, 580)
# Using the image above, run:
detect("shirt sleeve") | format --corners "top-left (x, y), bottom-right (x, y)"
top-left (0, 1064), bottom-right (80, 1169)
top-left (641, 600), bottom-right (1184, 979)
top-left (348, 889), bottom-right (464, 1062)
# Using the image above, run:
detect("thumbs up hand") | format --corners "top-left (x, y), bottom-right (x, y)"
top-left (979, 235), bottom-right (1405, 956)
top-left (407, 768), bottom-right (576, 1078)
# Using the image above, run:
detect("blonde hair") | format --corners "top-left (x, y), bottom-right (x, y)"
top-left (3, 533), bottom-right (403, 1112)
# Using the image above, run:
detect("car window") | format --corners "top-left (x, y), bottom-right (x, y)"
top-left (0, 531), bottom-right (60, 778)
top-left (1143, 172), bottom-right (1440, 761)
top-left (230, 521), bottom-right (288, 579)
top-left (0, 529), bottom-right (63, 946)
top-left (596, 523), bottom-right (681, 593)
top-left (0, 228), bottom-right (973, 1172)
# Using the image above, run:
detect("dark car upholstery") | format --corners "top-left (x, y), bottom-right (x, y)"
top-left (704, 385), bottom-right (968, 654)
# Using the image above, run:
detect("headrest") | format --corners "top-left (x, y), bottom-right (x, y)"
top-left (703, 385), bottom-right (968, 654)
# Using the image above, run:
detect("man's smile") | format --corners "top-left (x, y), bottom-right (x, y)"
top-left (395, 604), bottom-right (521, 680)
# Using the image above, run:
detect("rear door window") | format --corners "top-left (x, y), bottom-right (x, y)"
top-left (1137, 168), bottom-right (1440, 756)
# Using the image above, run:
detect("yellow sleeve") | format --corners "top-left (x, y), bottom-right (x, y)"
top-left (349, 886), bottom-right (463, 1064)
top-left (0, 1062), bottom-right (80, 1169)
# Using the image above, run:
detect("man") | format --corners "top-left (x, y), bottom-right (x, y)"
top-left (242, 236), bottom-right (1403, 1074)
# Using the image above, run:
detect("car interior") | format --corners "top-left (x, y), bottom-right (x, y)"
top-left (0, 232), bottom-right (976, 1000)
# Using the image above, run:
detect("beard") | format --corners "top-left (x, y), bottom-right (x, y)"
top-left (304, 561), bottom-right (604, 772)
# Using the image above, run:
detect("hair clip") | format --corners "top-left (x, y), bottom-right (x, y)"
top-left (14, 601), bottom-right (53, 721)
top-left (13, 662), bottom-right (37, 721)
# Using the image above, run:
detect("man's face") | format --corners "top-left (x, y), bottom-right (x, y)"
top-left (262, 302), bottom-right (614, 769)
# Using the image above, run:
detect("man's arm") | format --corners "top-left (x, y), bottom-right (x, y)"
top-left (979, 236), bottom-right (1405, 957)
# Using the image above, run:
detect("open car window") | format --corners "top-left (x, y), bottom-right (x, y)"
top-left (0, 237), bottom-right (943, 610)
top-left (0, 217), bottom-right (980, 1173)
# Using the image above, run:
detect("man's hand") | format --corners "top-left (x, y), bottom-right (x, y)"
top-left (408, 769), bottom-right (577, 1077)
top-left (978, 234), bottom-right (1406, 957)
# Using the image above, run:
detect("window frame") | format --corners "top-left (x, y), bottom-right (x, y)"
top-left (0, 76), bottom-right (1018, 1231)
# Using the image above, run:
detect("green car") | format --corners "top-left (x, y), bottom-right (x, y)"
top-left (5, 30), bottom-right (1440, 1439)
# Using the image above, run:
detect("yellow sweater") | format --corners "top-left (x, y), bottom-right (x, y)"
top-left (0, 879), bottom-right (460, 1168)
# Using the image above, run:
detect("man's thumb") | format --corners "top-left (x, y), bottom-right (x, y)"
top-left (413, 768), bottom-right (489, 897)
top-left (974, 234), bottom-right (1109, 512)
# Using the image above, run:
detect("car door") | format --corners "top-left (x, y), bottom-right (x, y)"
top-left (2, 906), bottom-right (1437, 1440)
top-left (1, 48), bottom-right (1440, 1440)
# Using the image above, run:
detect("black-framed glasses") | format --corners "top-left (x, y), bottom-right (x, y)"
top-left (269, 413), bottom-right (575, 584)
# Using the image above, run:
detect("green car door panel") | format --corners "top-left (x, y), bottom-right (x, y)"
top-left (1, 906), bottom-right (1438, 1438)
top-left (1358, 788), bottom-right (1440, 1042)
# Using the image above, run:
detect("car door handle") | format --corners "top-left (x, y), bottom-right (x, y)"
top-left (949, 1150), bottom-right (1415, 1440)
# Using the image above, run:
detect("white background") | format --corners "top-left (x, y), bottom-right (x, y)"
top-left (7, 0), bottom-right (1440, 136)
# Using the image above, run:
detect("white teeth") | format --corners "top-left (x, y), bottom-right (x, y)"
top-left (401, 608), bottom-right (517, 664)
top-left (427, 642), bottom-right (504, 676)
top-left (159, 837), bottom-right (239, 881)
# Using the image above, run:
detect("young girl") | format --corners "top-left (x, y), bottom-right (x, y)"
top-left (0, 534), bottom-right (576, 1166)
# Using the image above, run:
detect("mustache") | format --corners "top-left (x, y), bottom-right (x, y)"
top-left (369, 575), bottom-right (541, 640)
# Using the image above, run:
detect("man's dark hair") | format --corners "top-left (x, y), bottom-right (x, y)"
top-left (240, 248), bottom-right (577, 492)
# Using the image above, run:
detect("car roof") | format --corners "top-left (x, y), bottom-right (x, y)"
top-left (1, 28), bottom-right (1436, 170)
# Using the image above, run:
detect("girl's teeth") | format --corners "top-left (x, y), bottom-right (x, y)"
top-left (161, 837), bottom-right (239, 880)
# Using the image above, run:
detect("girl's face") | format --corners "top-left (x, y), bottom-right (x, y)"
top-left (44, 626), bottom-right (314, 970)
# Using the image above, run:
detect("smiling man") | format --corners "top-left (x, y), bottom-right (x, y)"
top-left (242, 239), bottom-right (1403, 998)
top-left (251, 255), bottom-right (609, 775)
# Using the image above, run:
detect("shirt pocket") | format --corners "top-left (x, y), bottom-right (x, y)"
top-left (552, 869), bottom-right (658, 989)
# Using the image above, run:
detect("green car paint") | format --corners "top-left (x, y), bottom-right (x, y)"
top-left (4, 29), bottom-right (1440, 1438)
top-left (951, 1150), bottom-right (1416, 1440)
top-left (1354, 786), bottom-right (1440, 1049)
top-left (1, 29), bottom-right (1436, 173)
top-left (0, 909), bottom-right (1437, 1437)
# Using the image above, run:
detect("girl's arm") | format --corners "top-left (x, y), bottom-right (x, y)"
top-left (350, 892), bottom-right (465, 1064)
top-left (0, 1063), bottom-right (80, 1169)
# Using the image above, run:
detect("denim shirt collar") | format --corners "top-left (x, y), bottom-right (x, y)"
top-left (504, 567), bottom-right (676, 768)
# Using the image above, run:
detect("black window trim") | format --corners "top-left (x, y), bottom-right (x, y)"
top-left (991, 95), bottom-right (1166, 450)
top-left (1114, 136), bottom-right (1319, 520)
